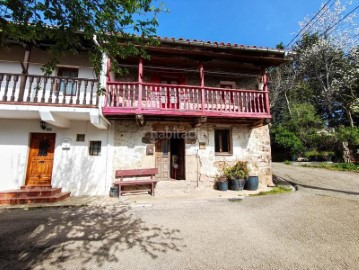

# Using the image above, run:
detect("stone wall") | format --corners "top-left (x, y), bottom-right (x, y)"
top-left (112, 120), bottom-right (272, 187)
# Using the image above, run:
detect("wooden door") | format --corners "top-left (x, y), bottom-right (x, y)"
top-left (155, 138), bottom-right (170, 180)
top-left (25, 133), bottom-right (56, 186)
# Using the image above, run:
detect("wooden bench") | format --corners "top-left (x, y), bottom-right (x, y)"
top-left (113, 168), bottom-right (158, 197)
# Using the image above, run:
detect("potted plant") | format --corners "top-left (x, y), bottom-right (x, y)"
top-left (215, 175), bottom-right (228, 191)
top-left (225, 161), bottom-right (249, 191)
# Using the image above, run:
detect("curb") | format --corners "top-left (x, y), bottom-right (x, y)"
top-left (273, 174), bottom-right (298, 191)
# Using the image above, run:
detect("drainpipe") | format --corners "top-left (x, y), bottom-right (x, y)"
top-left (93, 35), bottom-right (111, 127)
top-left (93, 35), bottom-right (112, 194)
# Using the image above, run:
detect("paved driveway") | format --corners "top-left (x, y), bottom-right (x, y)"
top-left (273, 162), bottom-right (359, 196)
top-left (0, 165), bottom-right (358, 270)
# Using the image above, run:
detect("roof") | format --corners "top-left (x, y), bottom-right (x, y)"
top-left (155, 36), bottom-right (289, 56)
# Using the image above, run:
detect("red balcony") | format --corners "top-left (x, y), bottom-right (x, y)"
top-left (103, 82), bottom-right (271, 119)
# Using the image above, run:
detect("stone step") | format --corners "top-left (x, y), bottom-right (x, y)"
top-left (0, 188), bottom-right (62, 199)
top-left (20, 185), bottom-right (53, 190)
top-left (0, 192), bottom-right (71, 205)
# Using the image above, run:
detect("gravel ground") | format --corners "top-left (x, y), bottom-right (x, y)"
top-left (0, 164), bottom-right (358, 270)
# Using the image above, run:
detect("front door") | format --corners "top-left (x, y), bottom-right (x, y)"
top-left (25, 133), bottom-right (56, 186)
top-left (170, 137), bottom-right (185, 180)
top-left (155, 138), bottom-right (171, 180)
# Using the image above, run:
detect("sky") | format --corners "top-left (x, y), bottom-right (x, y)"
top-left (155, 0), bottom-right (355, 49)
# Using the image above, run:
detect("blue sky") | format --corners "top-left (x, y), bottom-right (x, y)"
top-left (155, 0), bottom-right (334, 48)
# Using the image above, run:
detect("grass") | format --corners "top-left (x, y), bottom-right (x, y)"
top-left (301, 163), bottom-right (359, 173)
top-left (283, 160), bottom-right (292, 165)
top-left (250, 186), bottom-right (292, 196)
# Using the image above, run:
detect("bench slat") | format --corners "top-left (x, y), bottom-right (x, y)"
top-left (113, 180), bottom-right (158, 186)
top-left (115, 168), bottom-right (158, 178)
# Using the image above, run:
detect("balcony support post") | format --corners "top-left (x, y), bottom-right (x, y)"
top-left (200, 62), bottom-right (205, 112)
top-left (138, 57), bottom-right (143, 110)
top-left (262, 68), bottom-right (270, 115)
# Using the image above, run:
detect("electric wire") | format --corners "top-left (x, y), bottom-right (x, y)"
top-left (285, 0), bottom-right (334, 48)
top-left (318, 4), bottom-right (359, 38)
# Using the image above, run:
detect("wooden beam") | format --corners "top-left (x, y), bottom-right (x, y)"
top-left (136, 114), bottom-right (145, 127)
top-left (193, 116), bottom-right (207, 128)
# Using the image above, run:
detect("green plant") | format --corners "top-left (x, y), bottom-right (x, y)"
top-left (304, 149), bottom-right (320, 160)
top-left (337, 126), bottom-right (359, 146)
top-left (304, 150), bottom-right (335, 161)
top-left (283, 160), bottom-right (292, 165)
top-left (96, 86), bottom-right (107, 96)
top-left (223, 161), bottom-right (249, 180)
top-left (319, 151), bottom-right (335, 160)
top-left (271, 126), bottom-right (303, 156)
top-left (250, 186), bottom-right (292, 196)
top-left (301, 163), bottom-right (359, 172)
top-left (214, 174), bottom-right (228, 183)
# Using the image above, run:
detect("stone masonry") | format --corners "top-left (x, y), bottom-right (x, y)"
top-left (112, 120), bottom-right (273, 188)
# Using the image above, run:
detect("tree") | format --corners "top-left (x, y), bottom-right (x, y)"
top-left (296, 0), bottom-right (359, 126)
top-left (336, 46), bottom-right (359, 127)
top-left (296, 33), bottom-right (348, 125)
top-left (0, 0), bottom-right (162, 76)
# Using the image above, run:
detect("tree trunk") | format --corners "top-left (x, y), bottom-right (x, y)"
top-left (17, 45), bottom-right (32, 102)
top-left (346, 109), bottom-right (354, 127)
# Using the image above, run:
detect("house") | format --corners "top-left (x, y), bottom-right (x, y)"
top-left (0, 37), bottom-right (289, 203)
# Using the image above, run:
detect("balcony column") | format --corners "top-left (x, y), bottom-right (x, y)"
top-left (262, 68), bottom-right (270, 115)
top-left (138, 57), bottom-right (143, 110)
top-left (200, 62), bottom-right (205, 112)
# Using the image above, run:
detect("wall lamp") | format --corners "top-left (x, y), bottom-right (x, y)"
top-left (40, 121), bottom-right (47, 130)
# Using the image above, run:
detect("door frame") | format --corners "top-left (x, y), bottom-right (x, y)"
top-left (25, 132), bottom-right (56, 186)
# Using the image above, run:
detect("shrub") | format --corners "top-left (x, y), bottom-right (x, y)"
top-left (336, 126), bottom-right (359, 146)
top-left (271, 126), bottom-right (303, 156)
top-left (223, 161), bottom-right (249, 180)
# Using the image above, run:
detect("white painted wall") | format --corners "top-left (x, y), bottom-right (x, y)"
top-left (0, 46), bottom-right (96, 78)
top-left (0, 46), bottom-right (98, 104)
top-left (0, 119), bottom-right (114, 195)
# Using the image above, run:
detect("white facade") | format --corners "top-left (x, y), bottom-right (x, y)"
top-left (0, 119), bottom-right (113, 195)
top-left (0, 46), bottom-right (112, 195)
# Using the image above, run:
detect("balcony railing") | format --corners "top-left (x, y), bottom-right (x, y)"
top-left (103, 82), bottom-right (270, 118)
top-left (0, 73), bottom-right (99, 107)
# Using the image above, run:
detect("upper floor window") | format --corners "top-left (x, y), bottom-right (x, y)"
top-left (220, 81), bottom-right (236, 89)
top-left (57, 67), bottom-right (79, 96)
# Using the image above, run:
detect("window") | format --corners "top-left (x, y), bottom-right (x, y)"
top-left (76, 134), bottom-right (85, 142)
top-left (38, 139), bottom-right (50, 156)
top-left (220, 81), bottom-right (236, 89)
top-left (89, 141), bottom-right (101, 156)
top-left (57, 67), bottom-right (79, 96)
top-left (215, 129), bottom-right (231, 154)
top-left (219, 81), bottom-right (236, 103)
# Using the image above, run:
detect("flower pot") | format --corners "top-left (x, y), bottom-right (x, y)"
top-left (229, 179), bottom-right (246, 191)
top-left (109, 186), bottom-right (119, 197)
top-left (229, 179), bottom-right (240, 190)
top-left (238, 178), bottom-right (246, 190)
top-left (245, 176), bottom-right (259, 191)
top-left (217, 181), bottom-right (228, 191)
